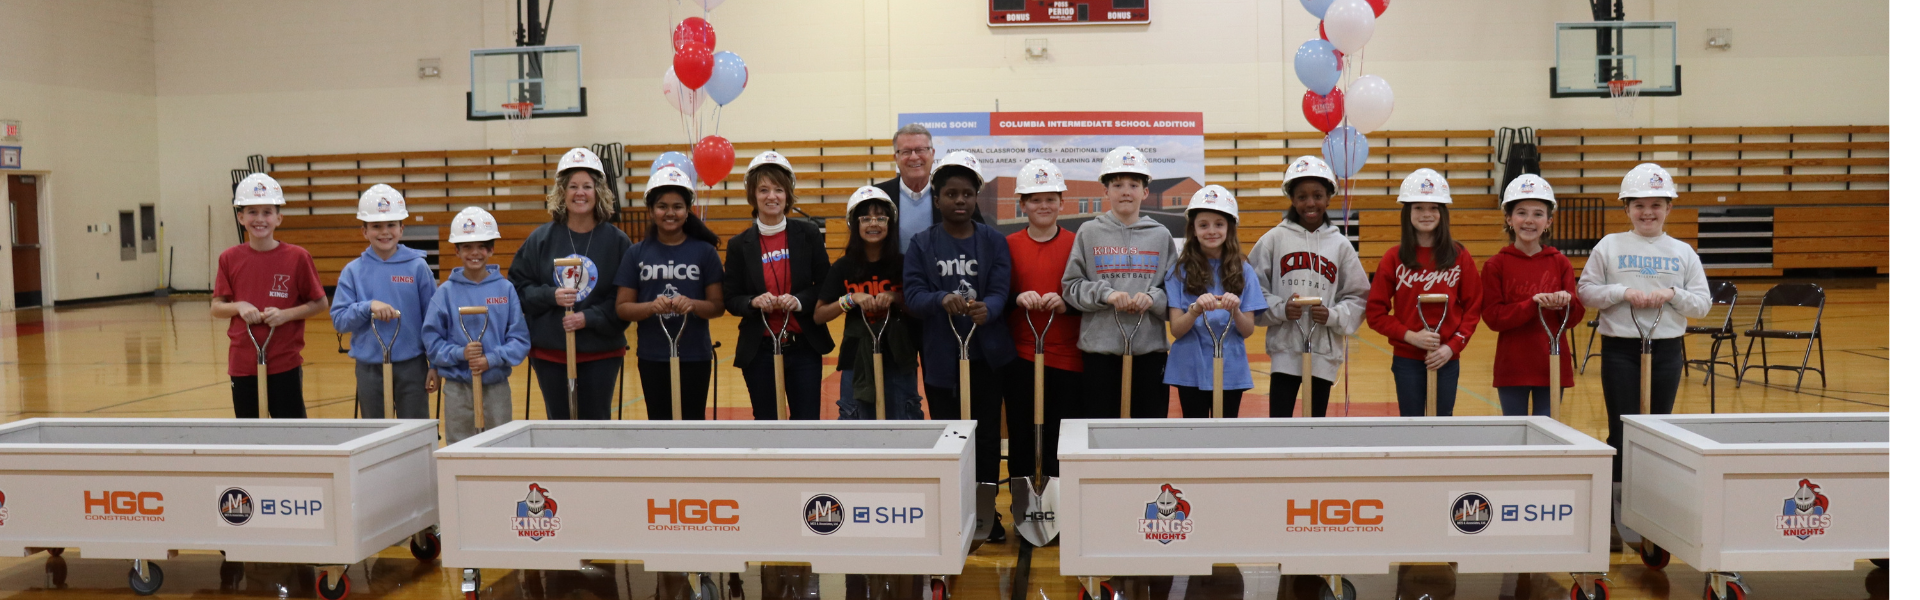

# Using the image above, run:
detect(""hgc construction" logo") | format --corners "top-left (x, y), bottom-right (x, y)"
top-left (85, 491), bottom-right (165, 522)
top-left (647, 499), bottom-right (741, 532)
top-left (1285, 499), bottom-right (1382, 533)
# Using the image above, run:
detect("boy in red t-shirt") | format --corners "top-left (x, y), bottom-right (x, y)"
top-left (1005, 159), bottom-right (1082, 480)
top-left (212, 173), bottom-right (329, 418)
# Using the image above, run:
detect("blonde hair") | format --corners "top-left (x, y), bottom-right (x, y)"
top-left (745, 165), bottom-right (797, 212)
top-left (546, 168), bottom-right (617, 223)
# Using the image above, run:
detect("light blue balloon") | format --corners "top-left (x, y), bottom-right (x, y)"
top-left (653, 151), bottom-right (695, 176)
top-left (1320, 126), bottom-right (1370, 180)
top-left (706, 51), bottom-right (749, 106)
top-left (1294, 40), bottom-right (1341, 96)
top-left (1301, 0), bottom-right (1335, 19)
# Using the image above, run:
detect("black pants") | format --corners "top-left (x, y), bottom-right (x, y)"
top-left (1270, 372), bottom-right (1334, 417)
top-left (1175, 385), bottom-right (1246, 419)
top-left (1497, 386), bottom-right (1554, 416)
top-left (927, 359), bottom-right (1006, 484)
top-left (231, 367), bottom-right (307, 418)
top-left (1080, 352), bottom-right (1169, 419)
top-left (1002, 358), bottom-right (1082, 478)
top-left (532, 356), bottom-right (622, 420)
top-left (637, 358), bottom-right (711, 421)
top-left (1600, 335), bottom-right (1682, 481)
top-left (742, 338), bottom-right (822, 421)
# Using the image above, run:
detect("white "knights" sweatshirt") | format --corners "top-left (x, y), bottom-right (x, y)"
top-left (1576, 231), bottom-right (1711, 339)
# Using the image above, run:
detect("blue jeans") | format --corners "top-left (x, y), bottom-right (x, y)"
top-left (1390, 355), bottom-right (1460, 417)
top-left (836, 368), bottom-right (925, 420)
top-left (1497, 386), bottom-right (1553, 416)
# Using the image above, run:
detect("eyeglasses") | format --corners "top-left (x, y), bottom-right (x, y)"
top-left (857, 215), bottom-right (891, 225)
top-left (894, 147), bottom-right (934, 157)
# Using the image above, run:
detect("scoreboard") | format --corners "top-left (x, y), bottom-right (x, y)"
top-left (988, 0), bottom-right (1149, 27)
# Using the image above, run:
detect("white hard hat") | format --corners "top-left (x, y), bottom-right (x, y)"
top-left (448, 206), bottom-right (502, 244)
top-left (933, 150), bottom-right (984, 185)
top-left (1099, 146), bottom-right (1152, 183)
top-left (1501, 174), bottom-right (1556, 209)
top-left (234, 173), bottom-right (285, 207)
top-left (644, 166), bottom-right (696, 201)
top-left (1281, 156), bottom-right (1339, 197)
top-left (1015, 159), bottom-right (1067, 195)
top-left (356, 184), bottom-right (408, 222)
top-left (845, 185), bottom-right (895, 222)
top-left (556, 147), bottom-right (604, 177)
top-left (746, 150), bottom-right (793, 178)
top-left (1184, 185), bottom-right (1239, 222)
top-left (1619, 162), bottom-right (1678, 200)
top-left (1395, 168), bottom-right (1453, 205)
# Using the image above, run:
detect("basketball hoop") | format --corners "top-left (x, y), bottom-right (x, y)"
top-left (502, 102), bottom-right (534, 155)
top-left (1608, 79), bottom-right (1642, 123)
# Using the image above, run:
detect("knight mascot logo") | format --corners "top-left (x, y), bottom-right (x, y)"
top-left (1777, 479), bottom-right (1830, 540)
top-left (1138, 484), bottom-right (1193, 544)
top-left (512, 483), bottom-right (561, 541)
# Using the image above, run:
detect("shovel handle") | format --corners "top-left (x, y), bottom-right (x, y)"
top-left (1427, 368), bottom-right (1438, 417)
top-left (1119, 355), bottom-right (1133, 419)
top-left (1212, 357), bottom-right (1224, 418)
top-left (670, 357), bottom-right (683, 421)
top-left (774, 352), bottom-right (789, 420)
top-left (874, 355), bottom-right (887, 421)
top-left (959, 358), bottom-right (973, 420)
top-left (473, 374), bottom-right (485, 431)
top-left (257, 359), bottom-right (270, 419)
top-left (1640, 352), bottom-right (1652, 416)
top-left (1300, 353), bottom-right (1312, 418)
top-left (382, 362), bottom-right (394, 419)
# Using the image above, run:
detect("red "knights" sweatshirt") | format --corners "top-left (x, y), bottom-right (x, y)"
top-left (1480, 244), bottom-right (1586, 388)
top-left (1365, 244), bottom-right (1482, 361)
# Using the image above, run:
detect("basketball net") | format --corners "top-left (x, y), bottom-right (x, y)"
top-left (1608, 79), bottom-right (1642, 124)
top-left (502, 102), bottom-right (534, 155)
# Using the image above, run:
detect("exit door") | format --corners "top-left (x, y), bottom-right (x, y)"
top-left (9, 175), bottom-right (41, 307)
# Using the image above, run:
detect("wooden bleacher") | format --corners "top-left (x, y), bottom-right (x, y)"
top-left (259, 125), bottom-right (1886, 288)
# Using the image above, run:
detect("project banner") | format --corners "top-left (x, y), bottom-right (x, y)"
top-left (897, 111), bottom-right (1205, 222)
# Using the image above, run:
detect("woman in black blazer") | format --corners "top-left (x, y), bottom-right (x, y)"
top-left (723, 150), bottom-right (836, 420)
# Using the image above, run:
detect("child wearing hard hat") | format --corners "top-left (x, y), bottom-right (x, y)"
top-left (329, 184), bottom-right (439, 419)
top-left (1061, 146), bottom-right (1179, 419)
top-left (1248, 156), bottom-right (1370, 417)
top-left (1163, 185), bottom-right (1268, 418)
top-left (1365, 169), bottom-right (1483, 417)
top-left (1577, 163), bottom-right (1711, 482)
top-left (425, 207), bottom-right (531, 443)
top-left (1481, 174), bottom-right (1584, 417)
top-left (211, 173), bottom-right (329, 418)
top-left (1005, 159), bottom-right (1082, 477)
top-left (902, 150), bottom-right (1014, 542)
top-left (815, 185), bottom-right (923, 420)
top-left (507, 148), bottom-right (635, 420)
top-left (614, 167), bottom-right (726, 421)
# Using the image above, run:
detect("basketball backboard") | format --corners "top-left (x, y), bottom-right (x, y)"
top-left (468, 45), bottom-right (587, 120)
top-left (1551, 22), bottom-right (1680, 98)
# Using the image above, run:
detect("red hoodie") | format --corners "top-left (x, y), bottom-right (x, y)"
top-left (1365, 244), bottom-right (1482, 361)
top-left (1480, 244), bottom-right (1586, 388)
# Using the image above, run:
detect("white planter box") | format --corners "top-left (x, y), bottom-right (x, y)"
top-left (434, 420), bottom-right (978, 575)
top-left (1621, 412), bottom-right (1888, 572)
top-left (0, 418), bottom-right (439, 565)
top-left (1059, 417), bottom-right (1613, 577)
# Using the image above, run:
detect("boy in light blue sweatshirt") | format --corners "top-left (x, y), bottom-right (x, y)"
top-left (330, 184), bottom-right (438, 418)
top-left (425, 207), bottom-right (532, 442)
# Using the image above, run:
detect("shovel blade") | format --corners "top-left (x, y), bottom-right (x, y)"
top-left (967, 482), bottom-right (997, 553)
top-left (1011, 477), bottom-right (1060, 547)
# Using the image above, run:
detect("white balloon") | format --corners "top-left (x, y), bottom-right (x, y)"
top-left (662, 66), bottom-right (706, 116)
top-left (1346, 75), bottom-right (1394, 134)
top-left (1323, 0), bottom-right (1375, 54)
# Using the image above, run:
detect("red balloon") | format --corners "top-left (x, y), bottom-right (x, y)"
top-left (673, 17), bottom-right (715, 52)
top-left (692, 135), bottom-right (736, 188)
top-left (1367, 0), bottom-right (1388, 17)
top-left (1303, 88), bottom-right (1345, 134)
top-left (674, 46), bottom-right (714, 90)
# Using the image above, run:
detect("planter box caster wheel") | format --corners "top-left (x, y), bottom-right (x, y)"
top-left (128, 560), bottom-right (164, 596)
top-left (1571, 579), bottom-right (1610, 600)
top-left (1079, 580), bottom-right (1118, 600)
top-left (410, 531), bottom-right (441, 561)
top-left (929, 577), bottom-right (950, 600)
top-left (317, 569), bottom-right (351, 600)
top-left (1318, 576), bottom-right (1355, 600)
top-left (1638, 539), bottom-right (1670, 570)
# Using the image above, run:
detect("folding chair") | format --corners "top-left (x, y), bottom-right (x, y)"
top-left (1682, 281), bottom-right (1740, 412)
top-left (1579, 318), bottom-right (1603, 374)
top-left (1738, 283), bottom-right (1827, 391)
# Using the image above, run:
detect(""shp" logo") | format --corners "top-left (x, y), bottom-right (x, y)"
top-left (85, 491), bottom-right (165, 522)
top-left (1285, 499), bottom-right (1383, 532)
top-left (648, 499), bottom-right (741, 531)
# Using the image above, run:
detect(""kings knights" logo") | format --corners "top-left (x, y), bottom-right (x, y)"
top-left (1138, 484), bottom-right (1193, 544)
top-left (1777, 479), bottom-right (1830, 540)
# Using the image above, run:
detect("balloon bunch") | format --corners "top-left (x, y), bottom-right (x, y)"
top-left (659, 1), bottom-right (747, 191)
top-left (1295, 0), bottom-right (1392, 179)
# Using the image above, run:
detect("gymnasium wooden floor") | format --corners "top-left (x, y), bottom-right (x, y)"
top-left (0, 278), bottom-right (1887, 600)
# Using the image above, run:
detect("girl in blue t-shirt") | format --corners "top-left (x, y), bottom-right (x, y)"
top-left (1163, 186), bottom-right (1267, 418)
top-left (614, 167), bottom-right (726, 420)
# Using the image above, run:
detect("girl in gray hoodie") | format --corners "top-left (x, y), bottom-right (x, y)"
top-left (1062, 146), bottom-right (1178, 419)
top-left (1248, 156), bottom-right (1371, 417)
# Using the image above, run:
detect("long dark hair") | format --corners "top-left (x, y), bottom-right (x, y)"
top-left (846, 199), bottom-right (902, 280)
top-left (1398, 202), bottom-right (1460, 271)
top-left (1177, 209), bottom-right (1245, 297)
top-left (645, 187), bottom-right (720, 247)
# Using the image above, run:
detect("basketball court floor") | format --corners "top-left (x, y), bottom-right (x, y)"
top-left (0, 279), bottom-right (1886, 600)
